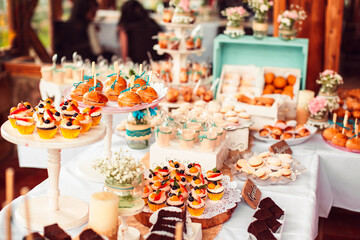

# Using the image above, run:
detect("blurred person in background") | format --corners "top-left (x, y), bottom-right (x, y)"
top-left (118, 0), bottom-right (163, 63)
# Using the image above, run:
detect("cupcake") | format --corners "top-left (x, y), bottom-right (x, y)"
top-left (205, 168), bottom-right (223, 184)
top-left (73, 113), bottom-right (93, 133)
top-left (169, 179), bottom-right (188, 199)
top-left (191, 185), bottom-right (207, 199)
top-left (153, 166), bottom-right (170, 179)
top-left (185, 163), bottom-right (201, 182)
top-left (148, 190), bottom-right (167, 212)
top-left (15, 117), bottom-right (35, 135)
top-left (190, 173), bottom-right (207, 189)
top-left (59, 118), bottom-right (82, 139)
top-left (148, 170), bottom-right (164, 184)
top-left (166, 193), bottom-right (185, 209)
top-left (60, 100), bottom-right (80, 118)
top-left (83, 106), bottom-right (102, 126)
top-left (169, 170), bottom-right (187, 186)
top-left (142, 184), bottom-right (153, 205)
top-left (8, 102), bottom-right (33, 128)
top-left (35, 98), bottom-right (54, 117)
top-left (187, 193), bottom-right (205, 216)
top-left (43, 108), bottom-right (62, 126)
top-left (151, 179), bottom-right (170, 193)
top-left (168, 160), bottom-right (185, 173)
top-left (207, 181), bottom-right (225, 201)
top-left (36, 118), bottom-right (58, 139)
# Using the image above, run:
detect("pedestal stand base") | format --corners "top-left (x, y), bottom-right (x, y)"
top-left (117, 226), bottom-right (140, 240)
top-left (15, 195), bottom-right (88, 231)
top-left (77, 156), bottom-right (104, 183)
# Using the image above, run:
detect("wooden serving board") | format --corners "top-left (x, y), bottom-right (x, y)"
top-left (134, 203), bottom-right (237, 229)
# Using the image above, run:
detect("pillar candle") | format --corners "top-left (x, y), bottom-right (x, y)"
top-left (296, 90), bottom-right (315, 125)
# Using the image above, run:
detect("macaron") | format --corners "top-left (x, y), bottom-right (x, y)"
top-left (260, 166), bottom-right (272, 174)
top-left (278, 168), bottom-right (292, 178)
top-left (235, 159), bottom-right (248, 171)
top-left (242, 165), bottom-right (255, 175)
top-left (254, 168), bottom-right (269, 180)
top-left (258, 151), bottom-right (271, 158)
top-left (248, 156), bottom-right (264, 169)
top-left (269, 171), bottom-right (282, 178)
top-left (238, 112), bottom-right (251, 121)
top-left (234, 105), bottom-right (245, 113)
top-left (226, 117), bottom-right (239, 123)
top-left (225, 111), bottom-right (237, 118)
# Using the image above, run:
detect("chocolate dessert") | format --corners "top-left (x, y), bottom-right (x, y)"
top-left (269, 204), bottom-right (284, 219)
top-left (265, 216), bottom-right (282, 233)
top-left (247, 220), bottom-right (268, 237)
top-left (257, 229), bottom-right (277, 240)
top-left (253, 208), bottom-right (273, 220)
top-left (23, 232), bottom-right (45, 240)
top-left (146, 232), bottom-right (174, 240)
top-left (44, 223), bottom-right (71, 240)
top-left (151, 222), bottom-right (176, 235)
top-left (259, 197), bottom-right (276, 209)
top-left (79, 228), bottom-right (104, 240)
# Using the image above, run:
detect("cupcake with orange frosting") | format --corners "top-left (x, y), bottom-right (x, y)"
top-left (148, 190), bottom-right (167, 212)
top-left (207, 181), bottom-right (225, 201)
top-left (169, 179), bottom-right (188, 199)
top-left (151, 179), bottom-right (170, 193)
top-left (73, 113), bottom-right (93, 133)
top-left (83, 106), bottom-right (102, 126)
top-left (142, 184), bottom-right (153, 205)
top-left (59, 118), bottom-right (82, 139)
top-left (166, 193), bottom-right (185, 209)
top-left (185, 163), bottom-right (202, 182)
top-left (191, 185), bottom-right (208, 199)
top-left (187, 192), bottom-right (205, 216)
top-left (15, 117), bottom-right (35, 135)
top-left (36, 117), bottom-right (58, 139)
top-left (168, 160), bottom-right (185, 172)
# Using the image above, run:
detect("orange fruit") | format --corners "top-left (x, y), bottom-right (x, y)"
top-left (189, 167), bottom-right (198, 173)
top-left (264, 72), bottom-right (275, 84)
top-left (192, 201), bottom-right (200, 205)
top-left (274, 89), bottom-right (283, 94)
top-left (264, 84), bottom-right (275, 91)
top-left (195, 189), bottom-right (201, 194)
top-left (283, 85), bottom-right (293, 93)
top-left (263, 89), bottom-right (273, 95)
top-left (194, 179), bottom-right (201, 184)
top-left (208, 183), bottom-right (215, 189)
top-left (282, 91), bottom-right (294, 98)
top-left (274, 76), bottom-right (287, 89)
top-left (170, 195), bottom-right (179, 201)
top-left (287, 74), bottom-right (296, 85)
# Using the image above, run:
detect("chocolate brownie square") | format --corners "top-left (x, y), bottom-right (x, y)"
top-left (44, 223), bottom-right (71, 240)
top-left (257, 229), bottom-right (277, 240)
top-left (269, 204), bottom-right (284, 219)
top-left (247, 220), bottom-right (268, 237)
top-left (259, 197), bottom-right (276, 209)
top-left (253, 208), bottom-right (273, 220)
top-left (265, 216), bottom-right (282, 233)
top-left (79, 229), bottom-right (104, 240)
top-left (23, 232), bottom-right (45, 240)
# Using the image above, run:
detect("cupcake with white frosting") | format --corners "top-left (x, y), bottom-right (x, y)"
top-left (187, 192), bottom-right (205, 216)
top-left (36, 118), bottom-right (58, 139)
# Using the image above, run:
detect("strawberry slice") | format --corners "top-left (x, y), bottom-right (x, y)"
top-left (199, 174), bottom-right (205, 183)
top-left (208, 173), bottom-right (222, 178)
top-left (10, 107), bottom-right (26, 115)
top-left (72, 104), bottom-right (80, 113)
top-left (17, 102), bottom-right (25, 109)
top-left (89, 106), bottom-right (101, 114)
top-left (154, 190), bottom-right (162, 201)
top-left (194, 163), bottom-right (201, 169)
top-left (46, 109), bottom-right (56, 121)
top-left (180, 184), bottom-right (188, 193)
top-left (197, 195), bottom-right (201, 203)
top-left (168, 160), bottom-right (174, 167)
top-left (16, 117), bottom-right (32, 122)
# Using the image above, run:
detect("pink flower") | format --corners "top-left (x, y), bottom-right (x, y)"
top-left (269, 1), bottom-right (273, 6)
top-left (322, 69), bottom-right (335, 77)
top-left (179, 0), bottom-right (190, 12)
top-left (308, 96), bottom-right (327, 115)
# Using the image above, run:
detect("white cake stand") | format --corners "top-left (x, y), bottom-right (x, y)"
top-left (63, 84), bottom-right (167, 183)
top-left (117, 200), bottom-right (145, 240)
top-left (0, 121), bottom-right (106, 231)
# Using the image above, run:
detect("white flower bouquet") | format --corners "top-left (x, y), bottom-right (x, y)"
top-left (221, 6), bottom-right (249, 23)
top-left (278, 5), bottom-right (307, 30)
top-left (245, 0), bottom-right (273, 22)
top-left (316, 69), bottom-right (344, 94)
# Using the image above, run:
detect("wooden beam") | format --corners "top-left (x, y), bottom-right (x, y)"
top-left (273, 0), bottom-right (286, 37)
top-left (324, 0), bottom-right (344, 71)
top-left (3, 62), bottom-right (41, 78)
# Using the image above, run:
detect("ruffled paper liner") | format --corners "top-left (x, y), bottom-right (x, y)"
top-left (37, 127), bottom-right (58, 139)
top-left (16, 124), bottom-right (35, 135)
top-left (91, 116), bottom-right (102, 126)
top-left (148, 202), bottom-right (166, 212)
top-left (207, 191), bottom-right (224, 201)
top-left (60, 127), bottom-right (81, 139)
top-left (187, 205), bottom-right (205, 216)
top-left (80, 122), bottom-right (92, 133)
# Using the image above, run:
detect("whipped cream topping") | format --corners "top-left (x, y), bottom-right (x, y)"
top-left (60, 122), bottom-right (81, 130)
top-left (207, 185), bottom-right (224, 194)
top-left (206, 173), bottom-right (223, 182)
top-left (79, 114), bottom-right (92, 124)
top-left (187, 198), bottom-right (205, 209)
top-left (170, 188), bottom-right (188, 198)
top-left (43, 110), bottom-right (61, 122)
top-left (36, 120), bottom-right (56, 129)
top-left (16, 119), bottom-right (34, 126)
top-left (185, 165), bottom-right (200, 176)
top-left (148, 192), bottom-right (167, 204)
top-left (166, 197), bottom-right (184, 206)
top-left (191, 188), bottom-right (207, 198)
top-left (90, 111), bottom-right (101, 117)
top-left (61, 109), bottom-right (77, 116)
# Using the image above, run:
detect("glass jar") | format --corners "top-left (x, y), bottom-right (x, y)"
top-left (224, 20), bottom-right (245, 38)
top-left (103, 175), bottom-right (144, 208)
top-left (126, 110), bottom-right (152, 149)
top-left (252, 15), bottom-right (268, 39)
top-left (279, 27), bottom-right (297, 41)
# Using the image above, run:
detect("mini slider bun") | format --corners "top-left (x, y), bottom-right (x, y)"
top-left (331, 133), bottom-right (348, 147)
top-left (85, 78), bottom-right (104, 92)
top-left (83, 90), bottom-right (108, 106)
top-left (70, 83), bottom-right (90, 102)
top-left (105, 84), bottom-right (126, 101)
top-left (322, 127), bottom-right (339, 140)
top-left (118, 91), bottom-right (143, 107)
top-left (105, 75), bottom-right (127, 88)
top-left (346, 138), bottom-right (360, 150)
top-left (136, 85), bottom-right (158, 103)
top-left (131, 78), bottom-right (147, 91)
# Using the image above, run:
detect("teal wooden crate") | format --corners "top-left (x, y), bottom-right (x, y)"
top-left (213, 34), bottom-right (309, 90)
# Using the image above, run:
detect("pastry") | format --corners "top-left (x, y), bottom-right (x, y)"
top-left (170, 170), bottom-right (187, 186)
top-left (70, 82), bottom-right (90, 101)
top-left (264, 72), bottom-right (275, 84)
top-left (83, 106), bottom-right (102, 126)
top-left (248, 220), bottom-right (269, 239)
top-left (148, 170), bottom-right (164, 184)
top-left (270, 133), bottom-right (281, 140)
top-left (169, 179), bottom-right (188, 199)
top-left (83, 90), bottom-right (108, 107)
top-left (238, 112), bottom-right (251, 121)
top-left (84, 77), bottom-right (103, 92)
top-left (253, 168), bottom-right (269, 180)
top-left (271, 127), bottom-right (283, 136)
top-left (258, 151), bottom-right (271, 158)
top-left (117, 91), bottom-right (142, 107)
top-left (269, 204), bottom-right (284, 219)
top-left (59, 118), bottom-right (82, 139)
top-left (242, 165), bottom-right (255, 175)
top-left (8, 102), bottom-right (33, 128)
top-left (23, 232), bottom-right (45, 240)
top-left (259, 197), bottom-right (276, 209)
top-left (189, 173), bottom-right (207, 189)
top-left (207, 181), bottom-right (224, 201)
top-left (278, 168), bottom-right (292, 178)
top-left (35, 99), bottom-right (54, 116)
top-left (43, 108), bottom-right (62, 126)
top-left (74, 113), bottom-right (93, 133)
top-left (253, 208), bottom-right (273, 220)
top-left (248, 156), bottom-right (264, 169)
top-left (185, 163), bottom-right (201, 182)
top-left (105, 74), bottom-right (127, 88)
top-left (266, 216), bottom-right (282, 233)
top-left (187, 193), bottom-right (205, 216)
top-left (136, 85), bottom-right (158, 103)
top-left (79, 228), bottom-right (104, 240)
top-left (166, 194), bottom-right (185, 209)
top-left (235, 159), bottom-right (248, 171)
top-left (274, 120), bottom-right (287, 130)
top-left (205, 168), bottom-right (223, 183)
top-left (281, 132), bottom-right (294, 140)
top-left (284, 126), bottom-right (295, 132)
top-left (346, 138), bottom-right (360, 151)
top-left (266, 157), bottom-right (282, 170)
top-left (168, 160), bottom-right (185, 172)
top-left (151, 179), bottom-right (171, 193)
top-left (298, 127), bottom-right (310, 137)
top-left (269, 171), bottom-right (282, 178)
top-left (15, 117), bottom-right (35, 135)
top-left (331, 133), bottom-right (348, 147)
top-left (104, 83), bottom-right (126, 101)
top-left (44, 223), bottom-right (71, 240)
top-left (36, 118), bottom-right (58, 139)
top-left (131, 78), bottom-right (147, 92)
top-left (148, 190), bottom-right (166, 212)
top-left (166, 88), bottom-right (180, 103)
top-left (153, 166), bottom-right (170, 179)
top-left (142, 184), bottom-right (152, 205)
top-left (60, 100), bottom-right (80, 118)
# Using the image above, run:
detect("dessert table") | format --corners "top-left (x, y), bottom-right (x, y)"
top-left (1, 130), bottom-right (329, 239)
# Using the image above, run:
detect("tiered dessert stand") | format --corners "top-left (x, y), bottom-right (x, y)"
top-left (153, 22), bottom-right (205, 84)
top-left (63, 84), bottom-right (167, 183)
top-left (118, 200), bottom-right (145, 240)
top-left (0, 121), bottom-right (106, 231)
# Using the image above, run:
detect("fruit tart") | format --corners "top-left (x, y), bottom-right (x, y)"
top-left (35, 99), bottom-right (54, 117)
top-left (36, 117), bottom-right (58, 139)
top-left (15, 117), bottom-right (35, 135)
top-left (170, 170), bottom-right (187, 187)
top-left (205, 168), bottom-right (223, 184)
top-left (73, 113), bottom-right (93, 133)
top-left (60, 100), bottom-right (80, 118)
top-left (148, 190), bottom-right (166, 212)
top-left (59, 118), bottom-right (82, 139)
top-left (83, 106), bottom-right (102, 126)
top-left (185, 163), bottom-right (201, 182)
top-left (43, 108), bottom-right (62, 126)
top-left (148, 170), bottom-right (165, 184)
top-left (83, 90), bottom-right (108, 107)
top-left (207, 181), bottom-right (225, 201)
top-left (166, 193), bottom-right (185, 209)
top-left (117, 91), bottom-right (143, 107)
top-left (136, 85), bottom-right (158, 103)
top-left (187, 193), bottom-right (205, 216)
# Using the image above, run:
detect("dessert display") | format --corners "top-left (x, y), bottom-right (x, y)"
top-left (233, 151), bottom-right (305, 185)
top-left (248, 197), bottom-right (285, 240)
top-left (6, 99), bottom-right (102, 139)
top-left (254, 120), bottom-right (317, 145)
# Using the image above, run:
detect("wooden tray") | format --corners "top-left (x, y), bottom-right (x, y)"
top-left (134, 203), bottom-right (237, 229)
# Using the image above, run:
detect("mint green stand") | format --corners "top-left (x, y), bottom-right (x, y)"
top-left (213, 34), bottom-right (309, 90)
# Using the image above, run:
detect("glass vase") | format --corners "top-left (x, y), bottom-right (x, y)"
top-left (126, 110), bottom-right (152, 149)
top-left (103, 176), bottom-right (144, 208)
top-left (224, 20), bottom-right (245, 38)
top-left (252, 16), bottom-right (268, 39)
top-left (279, 27), bottom-right (297, 41)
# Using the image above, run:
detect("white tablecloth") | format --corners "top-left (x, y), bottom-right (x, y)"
top-left (1, 132), bottom-right (327, 239)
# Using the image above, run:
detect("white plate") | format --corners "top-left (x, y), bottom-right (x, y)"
top-left (252, 125), bottom-right (317, 146)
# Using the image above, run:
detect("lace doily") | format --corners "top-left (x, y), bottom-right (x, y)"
top-left (143, 175), bottom-right (242, 219)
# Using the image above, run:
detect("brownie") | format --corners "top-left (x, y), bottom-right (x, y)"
top-left (269, 204), bottom-right (284, 219)
top-left (44, 223), bottom-right (71, 240)
top-left (259, 197), bottom-right (276, 209)
top-left (151, 222), bottom-right (176, 235)
top-left (253, 208), bottom-right (273, 220)
top-left (79, 228), bottom-right (104, 240)
top-left (265, 216), bottom-right (282, 233)
top-left (257, 229), bottom-right (277, 240)
top-left (247, 220), bottom-right (268, 237)
top-left (158, 209), bottom-right (184, 219)
top-left (146, 232), bottom-right (174, 240)
top-left (23, 232), bottom-right (45, 240)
